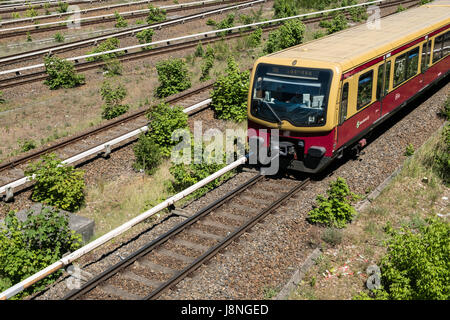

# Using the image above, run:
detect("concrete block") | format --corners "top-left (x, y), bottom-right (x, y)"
top-left (3, 203), bottom-right (95, 244)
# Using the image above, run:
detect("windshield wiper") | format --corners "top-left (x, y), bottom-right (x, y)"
top-left (261, 100), bottom-right (282, 126)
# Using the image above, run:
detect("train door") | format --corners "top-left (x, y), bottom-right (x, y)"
top-left (336, 80), bottom-right (350, 148)
top-left (376, 57), bottom-right (391, 117)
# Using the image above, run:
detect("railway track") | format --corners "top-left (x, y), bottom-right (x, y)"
top-left (0, 0), bottom-right (265, 67)
top-left (63, 174), bottom-right (310, 300)
top-left (0, 0), bottom-right (243, 38)
top-left (0, 0), bottom-right (158, 26)
top-left (0, 0), bottom-right (419, 88)
top-left (0, 81), bottom-right (214, 199)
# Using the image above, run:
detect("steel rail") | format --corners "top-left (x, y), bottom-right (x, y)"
top-left (63, 173), bottom-right (266, 300)
top-left (0, 0), bottom-right (157, 26)
top-left (0, 0), bottom-right (132, 14)
top-left (0, 90), bottom-right (213, 197)
top-left (145, 177), bottom-right (310, 300)
top-left (0, 0), bottom-right (265, 65)
top-left (0, 0), bottom-right (245, 38)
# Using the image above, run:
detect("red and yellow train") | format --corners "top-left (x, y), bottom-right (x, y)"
top-left (247, 0), bottom-right (450, 173)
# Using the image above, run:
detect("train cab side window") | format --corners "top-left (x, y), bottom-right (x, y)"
top-left (433, 35), bottom-right (444, 63)
top-left (357, 70), bottom-right (373, 110)
top-left (406, 47), bottom-right (419, 79)
top-left (339, 83), bottom-right (348, 125)
top-left (394, 53), bottom-right (406, 87)
top-left (444, 31), bottom-right (450, 57)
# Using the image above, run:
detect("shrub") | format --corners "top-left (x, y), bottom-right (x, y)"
top-left (0, 91), bottom-right (5, 104)
top-left (26, 31), bottom-right (32, 42)
top-left (246, 27), bottom-right (262, 47)
top-left (319, 13), bottom-right (348, 34)
top-left (133, 134), bottom-right (162, 174)
top-left (206, 18), bottom-right (216, 26)
top-left (200, 45), bottom-right (215, 82)
top-left (355, 218), bottom-right (449, 300)
top-left (273, 0), bottom-right (298, 18)
top-left (18, 138), bottom-right (36, 152)
top-left (57, 1), bottom-right (69, 13)
top-left (103, 58), bottom-right (123, 76)
top-left (307, 177), bottom-right (359, 228)
top-left (43, 56), bottom-right (85, 90)
top-left (147, 4), bottom-right (166, 24)
top-left (342, 0), bottom-right (368, 22)
top-left (215, 13), bottom-right (235, 36)
top-left (404, 143), bottom-right (415, 156)
top-left (397, 5), bottom-right (406, 12)
top-left (136, 28), bottom-right (154, 50)
top-left (210, 57), bottom-right (250, 122)
top-left (194, 41), bottom-right (204, 57)
top-left (100, 80), bottom-right (129, 119)
top-left (0, 208), bottom-right (82, 296)
top-left (155, 58), bottom-right (191, 98)
top-left (264, 19), bottom-right (305, 54)
top-left (25, 153), bottom-right (86, 212)
top-left (114, 12), bottom-right (128, 28)
top-left (147, 102), bottom-right (188, 156)
top-left (86, 37), bottom-right (123, 62)
top-left (54, 32), bottom-right (65, 43)
top-left (25, 8), bottom-right (38, 18)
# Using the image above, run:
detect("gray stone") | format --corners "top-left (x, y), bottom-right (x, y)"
top-left (1, 203), bottom-right (95, 244)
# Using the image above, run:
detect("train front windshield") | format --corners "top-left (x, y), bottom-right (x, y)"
top-left (250, 64), bottom-right (333, 127)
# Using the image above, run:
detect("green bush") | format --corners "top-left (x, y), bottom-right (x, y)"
top-left (43, 56), bottom-right (85, 90)
top-left (54, 32), bottom-right (65, 43)
top-left (147, 4), bottom-right (166, 24)
top-left (356, 218), bottom-right (449, 300)
top-left (264, 19), bottom-right (305, 54)
top-left (133, 133), bottom-right (162, 174)
top-left (273, 0), bottom-right (298, 18)
top-left (215, 13), bottom-right (235, 36)
top-left (57, 1), bottom-right (69, 13)
top-left (103, 58), bottom-right (123, 76)
top-left (147, 102), bottom-right (189, 156)
top-left (136, 28), bottom-right (154, 50)
top-left (0, 91), bottom-right (5, 104)
top-left (200, 45), bottom-right (215, 82)
top-left (18, 138), bottom-right (36, 152)
top-left (0, 208), bottom-right (82, 296)
top-left (114, 12), bottom-right (128, 28)
top-left (100, 80), bottom-right (129, 120)
top-left (211, 57), bottom-right (250, 122)
top-left (86, 37), bottom-right (123, 62)
top-left (404, 143), bottom-right (415, 156)
top-left (25, 8), bottom-right (38, 18)
top-left (307, 177), bottom-right (359, 228)
top-left (246, 27), bottom-right (262, 47)
top-left (25, 153), bottom-right (86, 212)
top-left (194, 41), bottom-right (204, 57)
top-left (155, 58), bottom-right (191, 98)
top-left (319, 13), bottom-right (348, 34)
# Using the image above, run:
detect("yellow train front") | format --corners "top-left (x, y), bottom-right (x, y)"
top-left (247, 0), bottom-right (450, 173)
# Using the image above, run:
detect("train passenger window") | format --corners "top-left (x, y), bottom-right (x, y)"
top-left (393, 53), bottom-right (406, 87)
top-left (433, 35), bottom-right (444, 63)
top-left (339, 83), bottom-right (348, 125)
top-left (444, 31), bottom-right (450, 57)
top-left (376, 61), bottom-right (390, 100)
top-left (406, 47), bottom-right (419, 79)
top-left (421, 41), bottom-right (431, 72)
top-left (357, 70), bottom-right (373, 110)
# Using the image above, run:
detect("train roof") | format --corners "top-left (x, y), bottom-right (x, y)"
top-left (265, 0), bottom-right (450, 72)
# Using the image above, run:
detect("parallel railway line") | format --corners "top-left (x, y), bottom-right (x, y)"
top-left (63, 174), bottom-right (310, 300)
top-left (0, 0), bottom-right (419, 88)
top-left (0, 0), bottom-right (245, 38)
